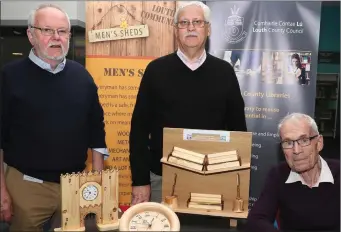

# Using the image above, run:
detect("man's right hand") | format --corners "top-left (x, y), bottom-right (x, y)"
top-left (131, 185), bottom-right (151, 206)
top-left (0, 188), bottom-right (13, 222)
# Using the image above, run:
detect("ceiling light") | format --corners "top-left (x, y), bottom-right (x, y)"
top-left (12, 53), bottom-right (23, 56)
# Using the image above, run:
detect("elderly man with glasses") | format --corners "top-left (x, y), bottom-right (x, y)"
top-left (129, 1), bottom-right (247, 206)
top-left (246, 113), bottom-right (340, 232)
top-left (0, 4), bottom-right (108, 231)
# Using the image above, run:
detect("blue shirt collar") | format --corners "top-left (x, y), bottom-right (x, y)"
top-left (28, 49), bottom-right (66, 74)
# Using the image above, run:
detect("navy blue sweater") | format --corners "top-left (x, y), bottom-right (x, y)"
top-left (246, 159), bottom-right (340, 232)
top-left (0, 58), bottom-right (106, 183)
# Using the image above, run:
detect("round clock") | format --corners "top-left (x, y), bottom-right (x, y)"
top-left (82, 184), bottom-right (98, 201)
top-left (119, 202), bottom-right (180, 231)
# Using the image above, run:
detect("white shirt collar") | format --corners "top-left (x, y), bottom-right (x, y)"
top-left (285, 156), bottom-right (334, 187)
top-left (28, 49), bottom-right (66, 74)
top-left (176, 49), bottom-right (207, 71)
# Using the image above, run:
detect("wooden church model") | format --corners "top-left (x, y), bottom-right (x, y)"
top-left (54, 169), bottom-right (120, 231)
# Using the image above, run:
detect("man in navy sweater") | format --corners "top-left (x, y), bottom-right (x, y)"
top-left (0, 4), bottom-right (108, 231)
top-left (246, 113), bottom-right (340, 232)
top-left (129, 1), bottom-right (247, 205)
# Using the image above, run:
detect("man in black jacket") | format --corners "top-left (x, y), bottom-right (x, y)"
top-left (129, 1), bottom-right (247, 205)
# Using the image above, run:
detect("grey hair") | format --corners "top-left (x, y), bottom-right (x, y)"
top-left (28, 4), bottom-right (71, 29)
top-left (174, 1), bottom-right (211, 24)
top-left (278, 113), bottom-right (319, 135)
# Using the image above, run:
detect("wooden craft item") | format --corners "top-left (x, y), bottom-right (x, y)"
top-left (54, 169), bottom-right (120, 231)
top-left (165, 195), bottom-right (178, 209)
top-left (165, 147), bottom-right (242, 173)
top-left (232, 173), bottom-right (244, 213)
top-left (161, 128), bottom-right (252, 220)
top-left (164, 173), bottom-right (178, 209)
top-left (187, 192), bottom-right (223, 211)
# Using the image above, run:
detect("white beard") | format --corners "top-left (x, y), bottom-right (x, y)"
top-left (33, 36), bottom-right (70, 61)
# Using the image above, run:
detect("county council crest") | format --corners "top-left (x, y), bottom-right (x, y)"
top-left (223, 5), bottom-right (247, 44)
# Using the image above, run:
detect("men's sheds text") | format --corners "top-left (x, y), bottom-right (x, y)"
top-left (104, 68), bottom-right (145, 77)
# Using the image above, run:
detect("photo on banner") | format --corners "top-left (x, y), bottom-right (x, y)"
top-left (206, 1), bottom-right (322, 209)
top-left (222, 50), bottom-right (312, 85)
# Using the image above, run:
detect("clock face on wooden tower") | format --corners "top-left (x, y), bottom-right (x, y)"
top-left (82, 184), bottom-right (99, 201)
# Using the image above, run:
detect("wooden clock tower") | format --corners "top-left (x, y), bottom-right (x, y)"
top-left (54, 169), bottom-right (120, 231)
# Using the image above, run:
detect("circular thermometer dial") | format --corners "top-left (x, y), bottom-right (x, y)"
top-left (129, 211), bottom-right (171, 231)
top-left (119, 202), bottom-right (180, 231)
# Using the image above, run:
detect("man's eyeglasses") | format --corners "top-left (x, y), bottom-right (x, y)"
top-left (176, 20), bottom-right (209, 29)
top-left (280, 135), bottom-right (319, 149)
top-left (30, 26), bottom-right (71, 38)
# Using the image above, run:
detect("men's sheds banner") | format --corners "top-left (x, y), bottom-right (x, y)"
top-left (86, 56), bottom-right (154, 206)
top-left (206, 1), bottom-right (321, 209)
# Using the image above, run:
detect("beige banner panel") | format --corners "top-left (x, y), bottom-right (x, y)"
top-left (85, 1), bottom-right (181, 205)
